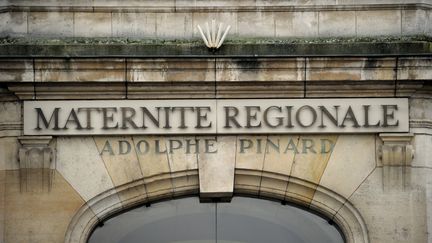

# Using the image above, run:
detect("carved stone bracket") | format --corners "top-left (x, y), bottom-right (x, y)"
top-left (379, 133), bottom-right (414, 166)
top-left (18, 136), bottom-right (55, 192)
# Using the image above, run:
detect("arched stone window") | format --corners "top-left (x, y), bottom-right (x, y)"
top-left (88, 197), bottom-right (344, 243)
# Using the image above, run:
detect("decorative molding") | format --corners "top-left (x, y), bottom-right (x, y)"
top-left (18, 136), bottom-right (55, 192)
top-left (378, 133), bottom-right (414, 166)
top-left (197, 19), bottom-right (231, 50)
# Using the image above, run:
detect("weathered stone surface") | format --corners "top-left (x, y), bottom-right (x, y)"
top-left (216, 58), bottom-right (305, 82)
top-left (317, 135), bottom-right (376, 199)
top-left (74, 13), bottom-right (112, 37)
top-left (412, 134), bottom-right (432, 168)
top-left (402, 9), bottom-right (427, 35)
top-left (0, 12), bottom-right (27, 37)
top-left (4, 171), bottom-right (84, 243)
top-left (0, 101), bottom-right (22, 137)
top-left (166, 136), bottom-right (199, 172)
top-left (128, 59), bottom-right (215, 82)
top-left (259, 174), bottom-right (288, 200)
top-left (112, 13), bottom-right (156, 38)
top-left (286, 135), bottom-right (338, 203)
top-left (56, 137), bottom-right (115, 201)
top-left (28, 12), bottom-right (73, 37)
top-left (319, 11), bottom-right (356, 37)
top-left (0, 59), bottom-right (33, 82)
top-left (94, 136), bottom-right (144, 186)
top-left (0, 170), bottom-right (4, 243)
top-left (156, 13), bottom-right (193, 39)
top-left (0, 137), bottom-right (20, 170)
top-left (235, 135), bottom-right (266, 171)
top-left (349, 168), bottom-right (428, 243)
top-left (357, 10), bottom-right (401, 36)
top-left (398, 57), bottom-right (432, 80)
top-left (198, 136), bottom-right (236, 198)
top-left (192, 12), bottom-right (238, 38)
top-left (238, 12), bottom-right (275, 37)
top-left (262, 135), bottom-right (298, 176)
top-left (306, 57), bottom-right (396, 81)
top-left (132, 136), bottom-right (171, 178)
top-left (275, 12), bottom-right (318, 37)
top-left (35, 59), bottom-right (125, 82)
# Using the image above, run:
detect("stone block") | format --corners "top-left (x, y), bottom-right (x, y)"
top-left (410, 98), bottom-right (432, 121)
top-left (238, 12), bottom-right (275, 37)
top-left (285, 180), bottom-right (316, 206)
top-left (306, 57), bottom-right (396, 81)
top-left (234, 171), bottom-right (261, 196)
top-left (427, 10), bottom-right (432, 36)
top-left (310, 187), bottom-right (344, 216)
top-left (171, 172), bottom-right (199, 197)
top-left (235, 135), bottom-right (267, 171)
top-left (0, 101), bottom-right (22, 137)
top-left (35, 59), bottom-right (125, 82)
top-left (411, 134), bottom-right (432, 168)
top-left (275, 12), bottom-right (318, 37)
top-left (132, 136), bottom-right (171, 178)
top-left (398, 57), bottom-right (432, 80)
top-left (74, 13), bottom-right (111, 37)
top-left (34, 83), bottom-right (126, 100)
top-left (259, 175), bottom-right (288, 200)
top-left (144, 177), bottom-right (174, 200)
top-left (128, 82), bottom-right (215, 99)
top-left (349, 168), bottom-right (428, 243)
top-left (112, 12), bottom-right (156, 38)
top-left (357, 10), bottom-right (401, 36)
top-left (198, 136), bottom-right (236, 198)
top-left (262, 135), bottom-right (298, 176)
top-left (0, 12), bottom-right (27, 37)
top-left (288, 135), bottom-right (338, 184)
top-left (87, 190), bottom-right (122, 219)
top-left (216, 58), bottom-right (305, 82)
top-left (94, 136), bottom-right (143, 187)
top-left (0, 59), bottom-right (34, 82)
top-left (128, 59), bottom-right (215, 82)
top-left (317, 135), bottom-right (376, 199)
top-left (319, 11), bottom-right (356, 37)
top-left (402, 9), bottom-right (427, 35)
top-left (192, 12), bottom-right (238, 38)
top-left (166, 136), bottom-right (199, 173)
top-left (156, 13), bottom-right (193, 39)
top-left (114, 180), bottom-right (147, 207)
top-left (28, 12), bottom-right (73, 37)
top-left (0, 137), bottom-right (19, 170)
top-left (56, 137), bottom-right (115, 201)
top-left (4, 171), bottom-right (84, 243)
top-left (0, 170), bottom-right (4, 243)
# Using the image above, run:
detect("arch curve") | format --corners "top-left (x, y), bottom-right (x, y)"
top-left (65, 170), bottom-right (369, 243)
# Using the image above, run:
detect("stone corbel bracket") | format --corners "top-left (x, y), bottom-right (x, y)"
top-left (378, 133), bottom-right (414, 166)
top-left (18, 136), bottom-right (55, 192)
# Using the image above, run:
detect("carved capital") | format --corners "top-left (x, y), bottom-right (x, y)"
top-left (379, 133), bottom-right (414, 166)
top-left (18, 136), bottom-right (55, 192)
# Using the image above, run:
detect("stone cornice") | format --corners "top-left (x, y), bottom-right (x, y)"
top-left (1, 3), bottom-right (432, 13)
top-left (1, 56), bottom-right (431, 100)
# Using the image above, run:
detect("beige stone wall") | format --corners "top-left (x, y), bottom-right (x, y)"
top-left (0, 1), bottom-right (431, 39)
top-left (0, 58), bottom-right (431, 242)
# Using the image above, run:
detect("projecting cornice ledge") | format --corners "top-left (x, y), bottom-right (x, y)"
top-left (0, 38), bottom-right (431, 58)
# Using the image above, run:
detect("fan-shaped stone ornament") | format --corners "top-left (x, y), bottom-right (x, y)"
top-left (197, 19), bottom-right (231, 49)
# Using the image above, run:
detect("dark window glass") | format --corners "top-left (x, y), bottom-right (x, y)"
top-left (88, 197), bottom-right (344, 243)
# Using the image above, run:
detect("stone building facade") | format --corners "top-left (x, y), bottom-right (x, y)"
top-left (0, 0), bottom-right (431, 242)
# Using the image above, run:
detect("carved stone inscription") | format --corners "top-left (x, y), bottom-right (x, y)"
top-left (24, 98), bottom-right (409, 135)
top-left (98, 137), bottom-right (335, 156)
